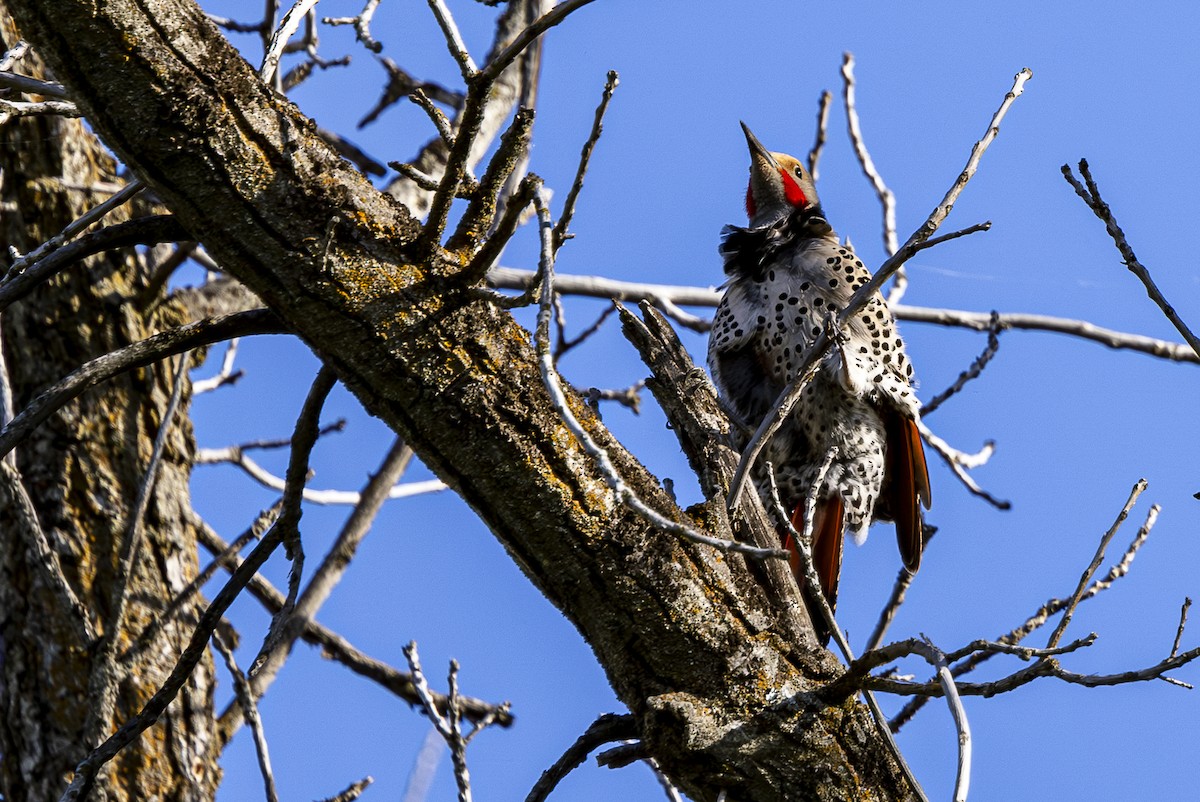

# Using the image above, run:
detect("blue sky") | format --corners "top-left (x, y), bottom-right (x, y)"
top-left (187, 2), bottom-right (1200, 800)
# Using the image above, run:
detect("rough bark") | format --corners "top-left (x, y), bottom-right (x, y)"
top-left (0, 7), bottom-right (217, 801)
top-left (6, 1), bottom-right (911, 798)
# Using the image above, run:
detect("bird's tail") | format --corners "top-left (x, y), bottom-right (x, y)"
top-left (786, 495), bottom-right (845, 646)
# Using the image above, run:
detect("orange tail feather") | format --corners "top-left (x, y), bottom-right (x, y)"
top-left (788, 495), bottom-right (845, 645)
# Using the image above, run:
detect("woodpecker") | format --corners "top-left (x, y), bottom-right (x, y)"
top-left (708, 123), bottom-right (931, 644)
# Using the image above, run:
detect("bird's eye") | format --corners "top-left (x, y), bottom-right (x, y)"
top-left (794, 166), bottom-right (804, 176)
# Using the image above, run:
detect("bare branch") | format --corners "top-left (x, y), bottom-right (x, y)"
top-left (806, 90), bottom-right (832, 180)
top-left (60, 368), bottom-right (337, 802)
top-left (0, 310), bottom-right (285, 464)
top-left (3, 180), bottom-right (144, 282)
top-left (922, 311), bottom-right (1001, 416)
top-left (0, 214), bottom-right (186, 315)
top-left (259, 0), bottom-right (321, 85)
top-left (1063, 159), bottom-right (1200, 359)
top-left (841, 53), bottom-right (898, 256)
top-left (213, 631), bottom-right (279, 802)
top-left (554, 69), bottom-right (619, 247)
top-left (1171, 598), bottom-right (1192, 660)
top-left (0, 69), bottom-right (65, 96)
top-left (195, 522), bottom-right (513, 728)
top-left (486, 266), bottom-right (1200, 363)
top-left (891, 498), bottom-right (1161, 730)
top-left (476, 0), bottom-right (598, 85)
top-left (1047, 479), bottom-right (1146, 648)
top-left (196, 445), bottom-right (446, 504)
top-left (323, 0), bottom-right (383, 53)
top-left (317, 776), bottom-right (374, 802)
top-left (85, 353), bottom-right (191, 748)
top-left (0, 462), bottom-right (95, 643)
top-left (428, 0), bottom-right (479, 80)
top-left (217, 438), bottom-right (416, 745)
top-left (919, 424), bottom-right (1009, 510)
top-left (525, 714), bottom-right (638, 802)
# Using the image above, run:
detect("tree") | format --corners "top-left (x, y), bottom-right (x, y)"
top-left (1, 2), bottom-right (1197, 801)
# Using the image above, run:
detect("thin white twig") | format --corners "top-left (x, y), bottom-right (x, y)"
top-left (924, 636), bottom-right (971, 802)
top-left (919, 424), bottom-right (1008, 509)
top-left (213, 631), bottom-right (279, 802)
top-left (1170, 598), bottom-right (1192, 660)
top-left (485, 266), bottom-right (1200, 363)
top-left (192, 337), bottom-right (242, 394)
top-left (0, 98), bottom-right (79, 118)
top-left (842, 53), bottom-right (898, 257)
top-left (530, 188), bottom-right (785, 562)
top-left (259, 0), bottom-right (321, 85)
top-left (196, 446), bottom-right (447, 503)
top-left (428, 0), bottom-right (479, 81)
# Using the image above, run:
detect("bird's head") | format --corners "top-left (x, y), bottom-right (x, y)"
top-left (740, 121), bottom-right (819, 227)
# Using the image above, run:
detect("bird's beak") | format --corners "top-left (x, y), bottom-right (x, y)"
top-left (740, 121), bottom-right (780, 171)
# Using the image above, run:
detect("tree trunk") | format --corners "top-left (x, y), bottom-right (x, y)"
top-left (0, 7), bottom-right (217, 801)
top-left (5, 0), bottom-right (911, 798)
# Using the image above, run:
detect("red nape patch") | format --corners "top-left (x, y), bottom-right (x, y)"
top-left (745, 182), bottom-right (757, 219)
top-left (781, 170), bottom-right (807, 207)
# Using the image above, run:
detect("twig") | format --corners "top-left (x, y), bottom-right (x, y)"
top-left (0, 214), bottom-right (186, 315)
top-left (123, 501), bottom-right (283, 664)
top-left (217, 438), bottom-right (415, 745)
top-left (476, 0), bottom-right (597, 85)
top-left (195, 522), bottom-right (513, 728)
top-left (485, 266), bottom-right (1200, 363)
top-left (0, 98), bottom-right (79, 118)
top-left (213, 631), bottom-right (279, 802)
top-left (259, 0), bottom-right (321, 85)
top-left (919, 424), bottom-right (1009, 510)
top-left (1047, 479), bottom-right (1146, 649)
top-left (531, 189), bottom-right (785, 563)
top-left (726, 66), bottom-right (1033, 511)
top-left (922, 311), bottom-right (1002, 416)
top-left (0, 309), bottom-right (285, 464)
top-left (1063, 159), bottom-right (1200, 360)
top-left (3, 180), bottom-right (144, 282)
top-left (428, 0), bottom-right (479, 81)
top-left (323, 0), bottom-right (383, 53)
top-left (317, 776), bottom-right (374, 802)
top-left (553, 69), bottom-right (618, 247)
top-left (890, 497), bottom-right (1161, 730)
top-left (525, 714), bottom-right (638, 802)
top-left (0, 70), bottom-right (64, 97)
top-left (85, 353), bottom-right (191, 748)
top-left (59, 368), bottom-right (337, 802)
top-left (842, 53), bottom-right (898, 256)
top-left (192, 338), bottom-right (243, 393)
top-left (646, 759), bottom-right (685, 802)
top-left (196, 445), bottom-right (446, 503)
top-left (404, 644), bottom-right (503, 802)
top-left (1171, 598), bottom-right (1192, 660)
top-left (806, 90), bottom-right (832, 180)
top-left (924, 637), bottom-right (971, 802)
top-left (0, 462), bottom-right (95, 643)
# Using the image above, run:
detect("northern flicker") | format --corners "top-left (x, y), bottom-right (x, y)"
top-left (708, 123), bottom-right (931, 643)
